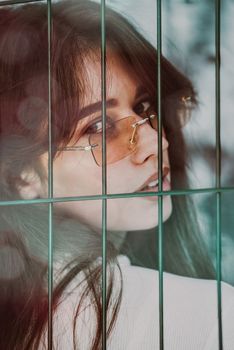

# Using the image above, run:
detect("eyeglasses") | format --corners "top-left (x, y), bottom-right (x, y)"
top-left (61, 108), bottom-right (158, 166)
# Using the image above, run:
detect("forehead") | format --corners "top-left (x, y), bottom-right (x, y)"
top-left (81, 54), bottom-right (139, 106)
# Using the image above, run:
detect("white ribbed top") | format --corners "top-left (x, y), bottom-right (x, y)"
top-left (40, 255), bottom-right (234, 349)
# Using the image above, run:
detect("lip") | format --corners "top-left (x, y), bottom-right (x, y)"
top-left (135, 166), bottom-right (170, 193)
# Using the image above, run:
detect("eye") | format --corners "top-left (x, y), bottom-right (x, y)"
top-left (85, 116), bottom-right (114, 134)
top-left (86, 120), bottom-right (102, 134)
top-left (134, 99), bottom-right (153, 116)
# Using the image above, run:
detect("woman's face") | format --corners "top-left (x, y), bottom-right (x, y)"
top-left (40, 54), bottom-right (172, 231)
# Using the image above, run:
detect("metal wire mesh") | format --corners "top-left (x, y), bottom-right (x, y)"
top-left (0, 0), bottom-right (233, 349)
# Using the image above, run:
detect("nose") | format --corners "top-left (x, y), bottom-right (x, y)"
top-left (130, 116), bottom-right (169, 165)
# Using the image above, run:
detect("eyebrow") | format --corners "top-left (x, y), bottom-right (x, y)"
top-left (78, 85), bottom-right (148, 119)
top-left (79, 99), bottom-right (118, 119)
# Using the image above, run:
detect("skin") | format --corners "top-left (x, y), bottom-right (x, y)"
top-left (37, 54), bottom-right (172, 231)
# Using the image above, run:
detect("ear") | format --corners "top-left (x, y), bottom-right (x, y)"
top-left (17, 169), bottom-right (43, 200)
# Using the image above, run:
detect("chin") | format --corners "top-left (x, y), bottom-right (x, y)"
top-left (107, 196), bottom-right (173, 232)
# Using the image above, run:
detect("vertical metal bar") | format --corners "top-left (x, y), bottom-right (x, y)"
top-left (216, 193), bottom-right (222, 350)
top-left (47, 1), bottom-right (53, 349)
top-left (101, 0), bottom-right (107, 349)
top-left (215, 0), bottom-right (221, 201)
top-left (157, 0), bottom-right (164, 349)
top-left (215, 0), bottom-right (223, 349)
top-left (158, 195), bottom-right (164, 350)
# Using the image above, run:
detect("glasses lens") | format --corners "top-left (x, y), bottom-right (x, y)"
top-left (89, 116), bottom-right (137, 166)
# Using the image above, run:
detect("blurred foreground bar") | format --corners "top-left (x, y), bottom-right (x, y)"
top-left (0, 0), bottom-right (42, 6)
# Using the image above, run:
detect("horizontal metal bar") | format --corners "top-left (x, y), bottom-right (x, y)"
top-left (0, 186), bottom-right (234, 206)
top-left (0, 0), bottom-right (42, 6)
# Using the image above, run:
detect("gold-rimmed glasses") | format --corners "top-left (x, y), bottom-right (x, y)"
top-left (61, 109), bottom-right (158, 166)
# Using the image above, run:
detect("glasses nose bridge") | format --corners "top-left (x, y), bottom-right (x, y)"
top-left (129, 116), bottom-right (147, 146)
top-left (130, 113), bottom-right (169, 152)
top-left (129, 113), bottom-right (157, 145)
top-left (132, 116), bottom-right (150, 128)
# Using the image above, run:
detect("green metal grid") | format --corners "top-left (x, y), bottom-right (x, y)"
top-left (47, 1), bottom-right (53, 348)
top-left (215, 0), bottom-right (222, 348)
top-left (156, 1), bottom-right (164, 348)
top-left (0, 0), bottom-right (233, 349)
top-left (100, 1), bottom-right (107, 347)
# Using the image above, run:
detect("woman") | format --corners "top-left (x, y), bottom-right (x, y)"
top-left (0, 0), bottom-right (233, 349)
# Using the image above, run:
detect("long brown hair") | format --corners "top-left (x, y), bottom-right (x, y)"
top-left (0, 1), bottom-right (214, 349)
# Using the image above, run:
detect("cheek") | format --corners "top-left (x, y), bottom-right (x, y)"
top-left (52, 155), bottom-right (103, 197)
top-left (107, 158), bottom-right (135, 193)
top-left (107, 171), bottom-right (128, 193)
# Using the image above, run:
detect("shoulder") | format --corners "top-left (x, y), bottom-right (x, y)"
top-left (111, 255), bottom-right (234, 350)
